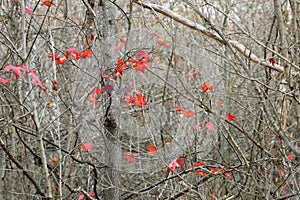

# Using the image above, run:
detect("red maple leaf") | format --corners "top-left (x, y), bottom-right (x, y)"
top-left (157, 39), bottom-right (170, 48)
top-left (174, 105), bottom-right (185, 112)
top-left (0, 78), bottom-right (8, 85)
top-left (28, 72), bottom-right (46, 92)
top-left (146, 146), bottom-right (157, 155)
top-left (196, 171), bottom-right (208, 177)
top-left (210, 167), bottom-right (218, 173)
top-left (224, 172), bottom-right (232, 179)
top-left (52, 80), bottom-right (58, 91)
top-left (80, 49), bottom-right (92, 59)
top-left (93, 88), bottom-right (104, 96)
top-left (124, 155), bottom-right (137, 164)
top-left (66, 48), bottom-right (80, 60)
top-left (215, 100), bottom-right (223, 108)
top-left (129, 58), bottom-right (149, 73)
top-left (41, 0), bottom-right (54, 7)
top-left (114, 38), bottom-right (126, 52)
top-left (193, 162), bottom-right (205, 167)
top-left (81, 143), bottom-right (94, 151)
top-left (25, 7), bottom-right (32, 15)
top-left (181, 110), bottom-right (195, 118)
top-left (201, 84), bottom-right (213, 93)
top-left (193, 125), bottom-right (201, 131)
top-left (205, 122), bottom-right (215, 131)
top-left (269, 57), bottom-right (275, 66)
top-left (287, 155), bottom-right (294, 161)
top-left (56, 57), bottom-right (68, 66)
top-left (136, 50), bottom-right (149, 59)
top-left (125, 95), bottom-right (135, 106)
top-left (4, 64), bottom-right (22, 78)
top-left (102, 85), bottom-right (114, 95)
top-left (166, 157), bottom-right (185, 174)
top-left (48, 54), bottom-right (61, 61)
top-left (135, 94), bottom-right (147, 108)
top-left (227, 113), bottom-right (236, 122)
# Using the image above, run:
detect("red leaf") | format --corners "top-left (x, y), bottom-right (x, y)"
top-left (130, 58), bottom-right (150, 73)
top-left (157, 39), bottom-right (170, 48)
top-left (193, 125), bottom-right (201, 131)
top-left (196, 171), bottom-right (208, 177)
top-left (114, 44), bottom-right (123, 52)
top-left (120, 38), bottom-right (126, 45)
top-left (287, 155), bottom-right (294, 161)
top-left (87, 96), bottom-right (97, 103)
top-left (193, 162), bottom-right (205, 167)
top-left (215, 100), bottom-right (223, 108)
top-left (224, 172), bottom-right (232, 179)
top-left (56, 57), bottom-right (68, 66)
top-left (125, 96), bottom-right (135, 106)
top-left (65, 48), bottom-right (80, 60)
top-left (78, 194), bottom-right (85, 200)
top-left (227, 113), bottom-right (236, 122)
top-left (135, 94), bottom-right (147, 108)
top-left (28, 72), bottom-right (46, 92)
top-left (124, 155), bottom-right (137, 164)
top-left (52, 80), bottom-right (58, 91)
top-left (81, 143), bottom-right (94, 151)
top-left (136, 50), bottom-right (149, 59)
top-left (50, 180), bottom-right (56, 193)
top-left (48, 54), bottom-right (60, 61)
top-left (279, 171), bottom-right (284, 177)
top-left (210, 167), bottom-right (218, 173)
top-left (201, 84), bottom-right (213, 93)
top-left (89, 192), bottom-right (95, 197)
top-left (4, 64), bottom-right (22, 78)
top-left (205, 122), bottom-right (215, 131)
top-left (25, 7), bottom-right (33, 15)
top-left (166, 157), bottom-right (185, 174)
top-left (182, 110), bottom-right (195, 118)
top-left (0, 78), bottom-right (8, 85)
top-left (80, 49), bottom-right (92, 59)
top-left (41, 0), bottom-right (54, 7)
top-left (102, 85), bottom-right (114, 95)
top-left (269, 57), bottom-right (275, 66)
top-left (146, 146), bottom-right (157, 155)
top-left (93, 88), bottom-right (104, 96)
top-left (174, 105), bottom-right (185, 112)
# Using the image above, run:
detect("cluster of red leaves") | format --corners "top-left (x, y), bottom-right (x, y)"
top-left (49, 48), bottom-right (92, 66)
top-left (128, 50), bottom-right (150, 73)
top-left (187, 161), bottom-right (232, 179)
top-left (114, 38), bottom-right (126, 52)
top-left (41, 0), bottom-right (54, 7)
top-left (227, 113), bottom-right (236, 121)
top-left (146, 146), bottom-right (157, 155)
top-left (174, 104), bottom-right (195, 118)
top-left (124, 152), bottom-right (138, 164)
top-left (81, 143), bottom-right (94, 151)
top-left (150, 33), bottom-right (171, 49)
top-left (87, 88), bottom-right (104, 103)
top-left (200, 83), bottom-right (213, 93)
top-left (78, 192), bottom-right (95, 200)
top-left (166, 157), bottom-right (186, 174)
top-left (2, 64), bottom-right (46, 92)
top-left (113, 59), bottom-right (128, 80)
top-left (83, 34), bottom-right (95, 46)
top-left (124, 93), bottom-right (147, 108)
top-left (123, 146), bottom-right (157, 164)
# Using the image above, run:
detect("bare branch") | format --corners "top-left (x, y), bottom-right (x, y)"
top-left (133, 0), bottom-right (297, 76)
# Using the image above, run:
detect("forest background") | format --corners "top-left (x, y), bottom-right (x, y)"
top-left (0, 0), bottom-right (300, 199)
